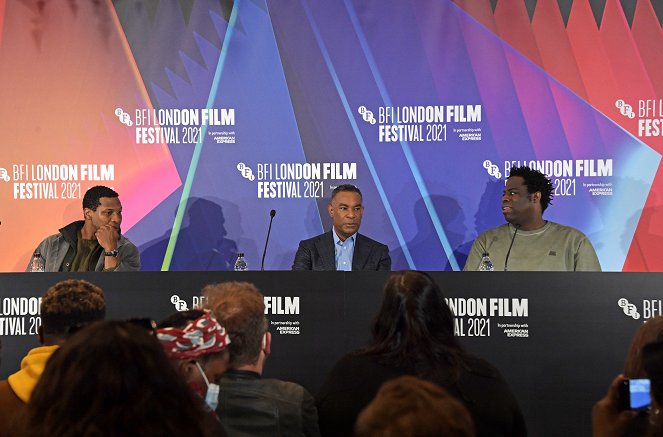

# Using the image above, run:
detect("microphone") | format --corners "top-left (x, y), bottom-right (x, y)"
top-left (504, 224), bottom-right (520, 272)
top-left (260, 209), bottom-right (276, 271)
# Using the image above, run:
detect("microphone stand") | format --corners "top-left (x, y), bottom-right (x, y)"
top-left (261, 209), bottom-right (276, 271)
top-left (504, 224), bottom-right (520, 271)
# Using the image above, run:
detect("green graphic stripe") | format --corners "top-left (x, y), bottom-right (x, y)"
top-left (161, 2), bottom-right (240, 270)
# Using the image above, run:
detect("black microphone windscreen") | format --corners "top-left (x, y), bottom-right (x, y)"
top-left (270, 209), bottom-right (276, 217)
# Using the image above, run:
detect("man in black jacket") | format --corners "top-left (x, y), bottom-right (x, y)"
top-left (204, 281), bottom-right (320, 437)
top-left (292, 184), bottom-right (391, 271)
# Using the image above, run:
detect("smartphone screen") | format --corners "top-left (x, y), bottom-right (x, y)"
top-left (626, 378), bottom-right (651, 411)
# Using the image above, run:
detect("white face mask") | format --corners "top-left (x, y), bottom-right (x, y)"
top-left (195, 361), bottom-right (220, 411)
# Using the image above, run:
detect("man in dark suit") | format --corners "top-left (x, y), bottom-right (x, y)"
top-left (292, 184), bottom-right (391, 271)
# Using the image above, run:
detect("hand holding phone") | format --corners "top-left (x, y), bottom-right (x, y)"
top-left (618, 378), bottom-right (651, 411)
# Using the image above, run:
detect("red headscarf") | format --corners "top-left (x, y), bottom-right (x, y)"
top-left (156, 310), bottom-right (230, 359)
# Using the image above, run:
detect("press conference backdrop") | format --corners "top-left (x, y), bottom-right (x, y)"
top-left (0, 271), bottom-right (658, 436)
top-left (2, 0), bottom-right (663, 271)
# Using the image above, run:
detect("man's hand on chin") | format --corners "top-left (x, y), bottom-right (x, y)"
top-left (95, 224), bottom-right (119, 252)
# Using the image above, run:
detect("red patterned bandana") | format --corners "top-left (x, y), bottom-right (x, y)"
top-left (156, 310), bottom-right (230, 359)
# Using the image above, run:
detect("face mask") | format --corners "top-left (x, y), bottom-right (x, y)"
top-left (195, 361), bottom-right (220, 411)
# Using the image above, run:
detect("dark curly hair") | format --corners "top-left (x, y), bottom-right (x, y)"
top-left (82, 185), bottom-right (118, 211)
top-left (41, 279), bottom-right (105, 339)
top-left (508, 166), bottom-right (554, 212)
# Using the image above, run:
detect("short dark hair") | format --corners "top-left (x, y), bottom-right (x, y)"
top-left (507, 166), bottom-right (553, 212)
top-left (330, 184), bottom-right (362, 202)
top-left (83, 186), bottom-right (118, 211)
top-left (203, 282), bottom-right (267, 367)
top-left (40, 279), bottom-right (106, 338)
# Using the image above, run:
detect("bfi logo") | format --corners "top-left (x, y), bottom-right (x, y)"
top-left (618, 298), bottom-right (663, 320)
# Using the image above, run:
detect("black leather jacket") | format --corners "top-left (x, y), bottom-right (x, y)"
top-left (216, 370), bottom-right (320, 437)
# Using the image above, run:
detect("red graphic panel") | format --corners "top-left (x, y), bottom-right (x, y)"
top-left (0, 1), bottom-right (180, 271)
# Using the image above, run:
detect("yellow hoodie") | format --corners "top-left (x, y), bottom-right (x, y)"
top-left (7, 345), bottom-right (59, 403)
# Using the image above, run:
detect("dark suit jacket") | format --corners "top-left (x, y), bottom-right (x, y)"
top-left (291, 231), bottom-right (391, 271)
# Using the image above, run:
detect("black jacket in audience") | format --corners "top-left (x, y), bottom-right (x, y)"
top-left (216, 369), bottom-right (320, 437)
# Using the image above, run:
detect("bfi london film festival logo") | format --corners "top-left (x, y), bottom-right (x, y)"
top-left (483, 160), bottom-right (502, 179)
top-left (171, 295), bottom-right (188, 311)
top-left (618, 298), bottom-right (663, 320)
top-left (266, 296), bottom-right (301, 335)
top-left (618, 298), bottom-right (641, 320)
top-left (357, 106), bottom-right (377, 124)
top-left (115, 108), bottom-right (133, 126)
top-left (237, 162), bottom-right (255, 181)
top-left (235, 160), bottom-right (354, 200)
top-left (171, 293), bottom-right (303, 335)
top-left (615, 100), bottom-right (636, 119)
top-left (0, 168), bottom-right (10, 182)
top-left (113, 106), bottom-right (236, 144)
top-left (171, 295), bottom-right (207, 311)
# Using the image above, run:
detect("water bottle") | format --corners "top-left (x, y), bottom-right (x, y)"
top-left (478, 252), bottom-right (494, 271)
top-left (30, 251), bottom-right (45, 272)
top-left (233, 253), bottom-right (248, 271)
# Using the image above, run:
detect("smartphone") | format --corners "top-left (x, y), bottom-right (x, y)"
top-left (618, 378), bottom-right (651, 411)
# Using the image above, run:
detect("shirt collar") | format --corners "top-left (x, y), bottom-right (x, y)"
top-left (332, 228), bottom-right (357, 245)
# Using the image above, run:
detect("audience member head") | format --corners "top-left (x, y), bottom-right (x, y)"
top-left (355, 375), bottom-right (475, 437)
top-left (367, 271), bottom-right (464, 375)
top-left (26, 321), bottom-right (208, 437)
top-left (39, 279), bottom-right (106, 345)
top-left (624, 316), bottom-right (663, 378)
top-left (202, 281), bottom-right (269, 370)
top-left (157, 309), bottom-right (230, 406)
top-left (592, 321), bottom-right (663, 437)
